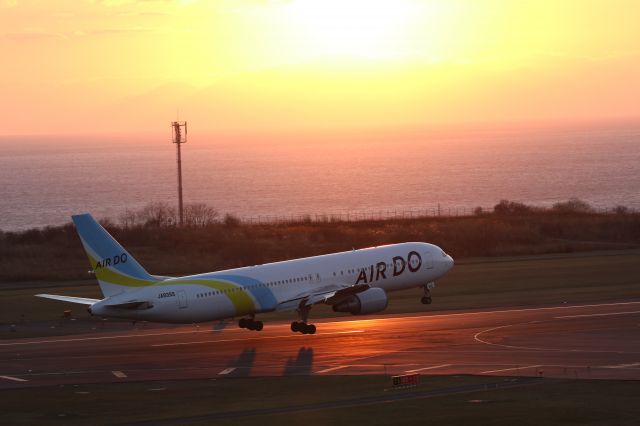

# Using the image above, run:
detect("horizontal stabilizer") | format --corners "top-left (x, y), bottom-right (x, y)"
top-left (104, 300), bottom-right (151, 309)
top-left (36, 294), bottom-right (99, 305)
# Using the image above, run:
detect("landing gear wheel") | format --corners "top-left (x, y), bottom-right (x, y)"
top-left (240, 317), bottom-right (263, 331)
top-left (292, 303), bottom-right (317, 334)
top-left (421, 296), bottom-right (432, 305)
top-left (291, 321), bottom-right (316, 334)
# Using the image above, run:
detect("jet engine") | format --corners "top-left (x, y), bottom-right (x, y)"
top-left (332, 287), bottom-right (388, 315)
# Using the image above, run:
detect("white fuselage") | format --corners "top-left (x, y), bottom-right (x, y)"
top-left (90, 242), bottom-right (453, 323)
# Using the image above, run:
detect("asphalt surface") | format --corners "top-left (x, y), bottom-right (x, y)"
top-left (1, 301), bottom-right (639, 388)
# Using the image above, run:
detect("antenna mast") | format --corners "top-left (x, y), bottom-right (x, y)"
top-left (171, 121), bottom-right (187, 226)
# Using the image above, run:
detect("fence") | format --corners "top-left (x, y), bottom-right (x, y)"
top-left (237, 205), bottom-right (632, 225)
top-left (240, 206), bottom-right (490, 224)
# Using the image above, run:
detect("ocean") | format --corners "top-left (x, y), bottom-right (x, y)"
top-left (1, 123), bottom-right (639, 231)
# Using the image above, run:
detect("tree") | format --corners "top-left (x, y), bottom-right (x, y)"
top-left (184, 203), bottom-right (219, 227)
top-left (552, 198), bottom-right (593, 214)
top-left (493, 200), bottom-right (533, 215)
top-left (137, 202), bottom-right (177, 228)
top-left (118, 209), bottom-right (138, 229)
top-left (614, 205), bottom-right (630, 215)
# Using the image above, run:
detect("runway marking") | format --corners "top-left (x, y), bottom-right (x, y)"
top-left (0, 328), bottom-right (235, 347)
top-left (0, 375), bottom-right (28, 382)
top-left (151, 330), bottom-right (364, 347)
top-left (318, 301), bottom-right (640, 326)
top-left (473, 323), bottom-right (558, 352)
top-left (603, 363), bottom-right (640, 369)
top-left (474, 309), bottom-right (640, 354)
top-left (315, 365), bottom-right (349, 374)
top-left (405, 364), bottom-right (452, 373)
top-left (112, 370), bottom-right (127, 378)
top-left (218, 368), bottom-right (237, 375)
top-left (555, 311), bottom-right (640, 319)
top-left (480, 365), bottom-right (542, 375)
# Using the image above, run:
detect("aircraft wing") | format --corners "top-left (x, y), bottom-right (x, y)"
top-left (275, 283), bottom-right (369, 312)
top-left (36, 294), bottom-right (99, 305)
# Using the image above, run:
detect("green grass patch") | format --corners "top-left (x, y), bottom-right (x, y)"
top-left (0, 376), bottom-right (638, 425)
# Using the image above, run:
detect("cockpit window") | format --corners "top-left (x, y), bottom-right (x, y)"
top-left (441, 250), bottom-right (447, 257)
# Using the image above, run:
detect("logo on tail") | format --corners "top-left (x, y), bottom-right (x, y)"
top-left (94, 253), bottom-right (128, 270)
top-left (72, 214), bottom-right (156, 297)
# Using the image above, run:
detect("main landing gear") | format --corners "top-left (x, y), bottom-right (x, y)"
top-left (238, 317), bottom-right (263, 331)
top-left (291, 321), bottom-right (316, 335)
top-left (291, 303), bottom-right (317, 334)
top-left (421, 282), bottom-right (435, 305)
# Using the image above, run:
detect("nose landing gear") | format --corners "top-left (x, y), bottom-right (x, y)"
top-left (238, 317), bottom-right (263, 331)
top-left (421, 282), bottom-right (435, 304)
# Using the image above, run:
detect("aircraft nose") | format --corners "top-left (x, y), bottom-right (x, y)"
top-left (446, 254), bottom-right (454, 270)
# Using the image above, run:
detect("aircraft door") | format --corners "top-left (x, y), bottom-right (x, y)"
top-left (177, 290), bottom-right (188, 309)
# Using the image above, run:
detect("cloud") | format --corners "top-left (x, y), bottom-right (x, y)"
top-left (1, 0), bottom-right (17, 9)
top-left (84, 27), bottom-right (156, 35)
top-left (3, 31), bottom-right (65, 41)
top-left (3, 26), bottom-right (159, 42)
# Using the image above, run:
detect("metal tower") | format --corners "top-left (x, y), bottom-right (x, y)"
top-left (171, 121), bottom-right (187, 226)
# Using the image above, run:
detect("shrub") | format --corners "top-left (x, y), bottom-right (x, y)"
top-left (552, 198), bottom-right (593, 214)
top-left (493, 200), bottom-right (534, 215)
top-left (223, 213), bottom-right (242, 228)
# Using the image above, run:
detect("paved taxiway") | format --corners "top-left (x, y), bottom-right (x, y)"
top-left (1, 301), bottom-right (639, 388)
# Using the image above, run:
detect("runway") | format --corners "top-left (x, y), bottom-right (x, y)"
top-left (1, 301), bottom-right (639, 388)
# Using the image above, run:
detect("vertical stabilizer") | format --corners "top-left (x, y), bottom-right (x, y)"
top-left (72, 214), bottom-right (155, 297)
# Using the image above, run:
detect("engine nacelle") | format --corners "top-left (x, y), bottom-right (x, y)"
top-left (332, 287), bottom-right (388, 315)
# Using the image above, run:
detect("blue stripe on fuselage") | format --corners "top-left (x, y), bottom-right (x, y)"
top-left (205, 274), bottom-right (278, 311)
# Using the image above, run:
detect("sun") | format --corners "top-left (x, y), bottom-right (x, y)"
top-left (284, 0), bottom-right (420, 58)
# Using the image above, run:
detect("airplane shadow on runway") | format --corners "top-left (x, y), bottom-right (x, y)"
top-left (210, 320), bottom-right (233, 333)
top-left (224, 348), bottom-right (257, 377)
top-left (283, 347), bottom-right (314, 376)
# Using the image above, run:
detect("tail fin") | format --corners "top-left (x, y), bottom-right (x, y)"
top-left (72, 214), bottom-right (156, 297)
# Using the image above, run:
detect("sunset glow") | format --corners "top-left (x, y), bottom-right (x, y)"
top-left (281, 0), bottom-right (422, 58)
top-left (1, 0), bottom-right (639, 135)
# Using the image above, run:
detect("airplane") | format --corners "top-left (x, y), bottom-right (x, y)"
top-left (37, 214), bottom-right (454, 334)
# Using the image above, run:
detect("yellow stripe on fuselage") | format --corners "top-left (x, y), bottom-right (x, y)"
top-left (87, 253), bottom-right (256, 315)
top-left (162, 279), bottom-right (256, 315)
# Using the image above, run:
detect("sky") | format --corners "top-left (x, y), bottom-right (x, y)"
top-left (1, 0), bottom-right (639, 136)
